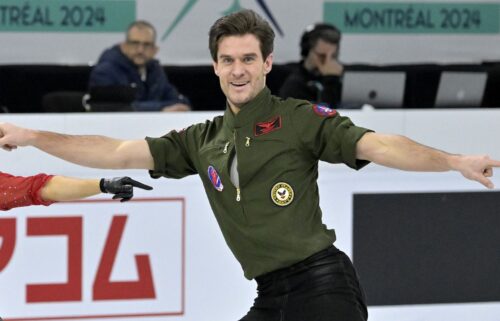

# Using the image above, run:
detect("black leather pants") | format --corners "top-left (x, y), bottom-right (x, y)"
top-left (239, 245), bottom-right (368, 321)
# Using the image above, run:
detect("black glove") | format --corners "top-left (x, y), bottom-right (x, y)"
top-left (99, 177), bottom-right (153, 202)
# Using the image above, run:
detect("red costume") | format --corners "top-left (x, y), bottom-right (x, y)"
top-left (0, 172), bottom-right (54, 211)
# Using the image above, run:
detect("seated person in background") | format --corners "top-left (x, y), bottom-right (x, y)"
top-left (279, 23), bottom-right (343, 107)
top-left (0, 172), bottom-right (152, 211)
top-left (89, 20), bottom-right (191, 112)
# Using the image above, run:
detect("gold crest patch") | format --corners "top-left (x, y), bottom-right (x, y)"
top-left (271, 182), bottom-right (294, 206)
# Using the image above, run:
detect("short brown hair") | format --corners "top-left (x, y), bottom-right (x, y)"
top-left (208, 9), bottom-right (275, 62)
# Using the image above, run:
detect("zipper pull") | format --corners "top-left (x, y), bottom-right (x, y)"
top-left (245, 137), bottom-right (251, 147)
top-left (223, 142), bottom-right (230, 154)
top-left (236, 188), bottom-right (241, 202)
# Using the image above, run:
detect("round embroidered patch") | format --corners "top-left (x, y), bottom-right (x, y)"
top-left (312, 104), bottom-right (337, 117)
top-left (207, 165), bottom-right (223, 192)
top-left (271, 182), bottom-right (294, 207)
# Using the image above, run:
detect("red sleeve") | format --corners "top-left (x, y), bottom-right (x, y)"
top-left (0, 172), bottom-right (55, 211)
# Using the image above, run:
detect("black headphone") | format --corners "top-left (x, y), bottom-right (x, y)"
top-left (300, 23), bottom-right (342, 58)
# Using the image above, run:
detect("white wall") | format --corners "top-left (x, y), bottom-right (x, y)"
top-left (0, 109), bottom-right (499, 320)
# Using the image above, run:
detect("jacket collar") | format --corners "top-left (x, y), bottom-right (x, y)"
top-left (223, 87), bottom-right (273, 130)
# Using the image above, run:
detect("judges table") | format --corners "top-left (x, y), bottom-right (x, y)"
top-left (1, 62), bottom-right (500, 113)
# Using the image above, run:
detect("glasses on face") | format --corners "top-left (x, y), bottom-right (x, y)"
top-left (126, 39), bottom-right (155, 50)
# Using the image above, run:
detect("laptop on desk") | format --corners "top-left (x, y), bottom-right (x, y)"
top-left (434, 72), bottom-right (487, 108)
top-left (341, 71), bottom-right (406, 108)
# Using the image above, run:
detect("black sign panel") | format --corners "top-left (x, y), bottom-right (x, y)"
top-left (353, 191), bottom-right (500, 306)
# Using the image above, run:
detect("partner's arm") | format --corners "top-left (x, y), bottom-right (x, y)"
top-left (41, 176), bottom-right (101, 201)
top-left (1, 172), bottom-right (153, 211)
top-left (43, 176), bottom-right (153, 202)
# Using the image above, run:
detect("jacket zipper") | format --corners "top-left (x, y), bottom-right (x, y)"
top-left (236, 188), bottom-right (241, 201)
top-left (234, 137), bottom-right (249, 201)
top-left (233, 131), bottom-right (242, 202)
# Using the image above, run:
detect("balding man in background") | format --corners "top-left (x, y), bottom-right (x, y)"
top-left (89, 20), bottom-right (191, 112)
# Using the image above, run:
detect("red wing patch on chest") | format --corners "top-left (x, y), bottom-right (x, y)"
top-left (312, 104), bottom-right (337, 117)
top-left (255, 116), bottom-right (282, 136)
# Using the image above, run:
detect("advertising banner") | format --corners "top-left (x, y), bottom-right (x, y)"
top-left (1, 0), bottom-right (500, 64)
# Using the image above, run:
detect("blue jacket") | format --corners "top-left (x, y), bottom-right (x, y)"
top-left (89, 45), bottom-right (190, 111)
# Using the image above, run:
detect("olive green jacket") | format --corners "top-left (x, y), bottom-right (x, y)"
top-left (147, 87), bottom-right (371, 279)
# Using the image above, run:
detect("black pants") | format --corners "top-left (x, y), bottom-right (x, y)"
top-left (239, 245), bottom-right (368, 321)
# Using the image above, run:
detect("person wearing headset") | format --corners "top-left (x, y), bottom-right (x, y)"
top-left (279, 23), bottom-right (343, 107)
